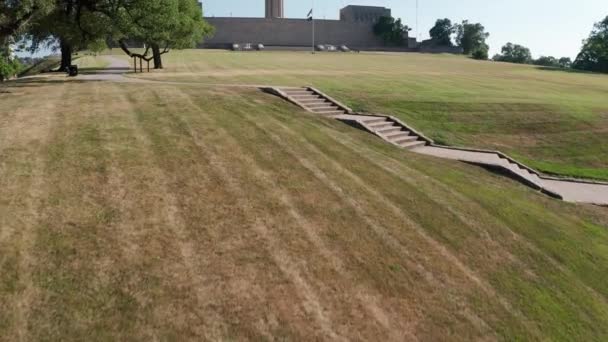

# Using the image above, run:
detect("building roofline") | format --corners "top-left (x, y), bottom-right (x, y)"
top-left (340, 5), bottom-right (390, 10)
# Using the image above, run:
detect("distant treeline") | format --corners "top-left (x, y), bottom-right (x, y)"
top-left (413, 15), bottom-right (608, 73)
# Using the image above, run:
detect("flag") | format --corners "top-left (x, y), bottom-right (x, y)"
top-left (307, 8), bottom-right (313, 21)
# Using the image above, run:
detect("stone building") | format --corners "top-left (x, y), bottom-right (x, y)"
top-left (202, 2), bottom-right (415, 50)
top-left (339, 5), bottom-right (390, 24)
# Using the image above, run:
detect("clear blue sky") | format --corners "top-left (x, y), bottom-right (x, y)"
top-left (202, 0), bottom-right (608, 59)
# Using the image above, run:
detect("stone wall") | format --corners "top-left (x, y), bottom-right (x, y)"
top-left (202, 17), bottom-right (388, 49)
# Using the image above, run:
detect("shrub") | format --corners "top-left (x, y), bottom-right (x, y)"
top-left (0, 57), bottom-right (21, 81)
top-left (472, 45), bottom-right (489, 60)
top-left (494, 43), bottom-right (533, 64)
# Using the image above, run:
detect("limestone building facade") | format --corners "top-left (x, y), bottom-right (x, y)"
top-left (202, 2), bottom-right (414, 49)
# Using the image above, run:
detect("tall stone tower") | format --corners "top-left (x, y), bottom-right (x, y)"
top-left (265, 0), bottom-right (284, 19)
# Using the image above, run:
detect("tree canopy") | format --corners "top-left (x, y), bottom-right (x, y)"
top-left (558, 57), bottom-right (573, 68)
top-left (0, 0), bottom-right (53, 40)
top-left (2, 0), bottom-right (213, 73)
top-left (493, 43), bottom-right (533, 64)
top-left (573, 16), bottom-right (608, 73)
top-left (429, 18), bottom-right (455, 46)
top-left (455, 20), bottom-right (489, 56)
top-left (373, 16), bottom-right (411, 46)
top-left (106, 0), bottom-right (213, 69)
top-left (25, 0), bottom-right (112, 70)
top-left (472, 44), bottom-right (489, 60)
top-left (533, 56), bottom-right (572, 68)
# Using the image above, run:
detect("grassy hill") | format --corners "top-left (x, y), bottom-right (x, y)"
top-left (126, 50), bottom-right (608, 181)
top-left (0, 52), bottom-right (607, 340)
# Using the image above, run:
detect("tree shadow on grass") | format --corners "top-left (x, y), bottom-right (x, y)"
top-left (1, 77), bottom-right (102, 89)
top-left (79, 67), bottom-right (131, 75)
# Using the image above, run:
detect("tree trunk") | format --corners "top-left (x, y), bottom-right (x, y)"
top-left (1, 39), bottom-right (9, 61)
top-left (151, 43), bottom-right (163, 69)
top-left (59, 39), bottom-right (73, 72)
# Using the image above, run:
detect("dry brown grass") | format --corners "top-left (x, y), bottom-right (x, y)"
top-left (1, 77), bottom-right (608, 340)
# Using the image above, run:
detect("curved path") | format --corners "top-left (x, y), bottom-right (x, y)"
top-left (77, 56), bottom-right (144, 82)
top-left (413, 146), bottom-right (608, 205)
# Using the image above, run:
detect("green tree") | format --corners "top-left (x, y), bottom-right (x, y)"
top-left (494, 43), bottom-right (532, 64)
top-left (113, 0), bottom-right (213, 69)
top-left (558, 57), bottom-right (572, 68)
top-left (429, 18), bottom-right (455, 46)
top-left (534, 56), bottom-right (559, 67)
top-left (455, 20), bottom-right (489, 55)
top-left (26, 0), bottom-right (111, 71)
top-left (373, 16), bottom-right (411, 46)
top-left (573, 16), bottom-right (608, 73)
top-left (0, 0), bottom-right (53, 40)
top-left (472, 44), bottom-right (489, 60)
top-left (1, 0), bottom-right (53, 79)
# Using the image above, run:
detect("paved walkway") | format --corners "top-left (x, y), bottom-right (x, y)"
top-left (77, 56), bottom-right (144, 82)
top-left (413, 146), bottom-right (608, 205)
top-left (76, 56), bottom-right (269, 89)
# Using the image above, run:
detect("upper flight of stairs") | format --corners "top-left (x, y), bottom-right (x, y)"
top-left (277, 87), bottom-right (350, 116)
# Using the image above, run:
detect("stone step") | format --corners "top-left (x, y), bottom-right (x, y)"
top-left (383, 129), bottom-right (410, 137)
top-left (368, 122), bottom-right (394, 130)
top-left (282, 88), bottom-right (310, 91)
top-left (311, 106), bottom-right (339, 112)
top-left (290, 93), bottom-right (320, 97)
top-left (292, 96), bottom-right (322, 101)
top-left (386, 132), bottom-right (414, 141)
top-left (285, 91), bottom-right (314, 96)
top-left (306, 102), bottom-right (333, 108)
top-left (377, 126), bottom-right (402, 134)
top-left (399, 140), bottom-right (426, 149)
top-left (298, 99), bottom-right (329, 104)
top-left (317, 110), bottom-right (347, 115)
top-left (280, 87), bottom-right (307, 91)
top-left (390, 134), bottom-right (418, 143)
top-left (363, 117), bottom-right (389, 125)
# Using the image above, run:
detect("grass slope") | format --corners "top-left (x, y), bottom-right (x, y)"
top-left (125, 50), bottom-right (608, 180)
top-left (0, 77), bottom-right (607, 340)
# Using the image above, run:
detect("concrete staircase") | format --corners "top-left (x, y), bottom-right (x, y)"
top-left (277, 87), bottom-right (350, 116)
top-left (265, 85), bottom-right (608, 205)
top-left (269, 87), bottom-right (429, 150)
top-left (354, 116), bottom-right (427, 149)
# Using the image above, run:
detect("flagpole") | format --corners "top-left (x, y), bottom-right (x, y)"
top-left (416, 0), bottom-right (419, 43)
top-left (312, 1), bottom-right (315, 54)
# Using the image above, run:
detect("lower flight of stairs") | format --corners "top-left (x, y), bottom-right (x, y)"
top-left (354, 116), bottom-right (428, 149)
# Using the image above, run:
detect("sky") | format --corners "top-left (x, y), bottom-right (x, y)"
top-left (201, 0), bottom-right (608, 59)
